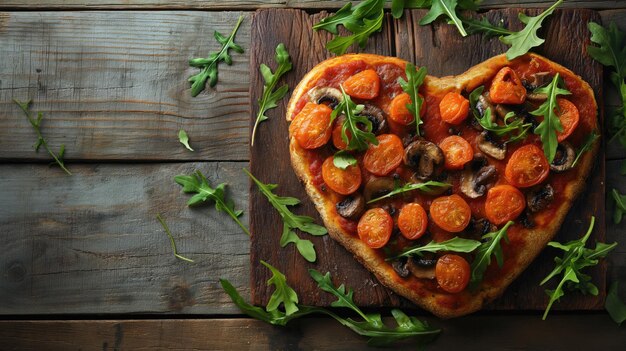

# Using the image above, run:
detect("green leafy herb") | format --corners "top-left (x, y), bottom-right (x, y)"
top-left (261, 260), bottom-right (299, 316)
top-left (313, 0), bottom-right (383, 34)
top-left (541, 216), bottom-right (618, 320)
top-left (612, 189), bottom-right (626, 224)
top-left (419, 0), bottom-right (468, 37)
top-left (178, 129), bottom-right (194, 151)
top-left (470, 221), bottom-right (513, 286)
top-left (571, 131), bottom-right (599, 167)
top-left (500, 0), bottom-right (563, 60)
top-left (188, 15), bottom-right (244, 97)
top-left (474, 108), bottom-right (532, 144)
top-left (606, 282), bottom-right (626, 326)
top-left (174, 170), bottom-right (249, 236)
top-left (367, 181), bottom-right (451, 204)
top-left (460, 15), bottom-right (513, 37)
top-left (333, 150), bottom-right (357, 170)
top-left (251, 43), bottom-right (292, 146)
top-left (326, 11), bottom-right (385, 55)
top-left (14, 99), bottom-right (71, 175)
top-left (391, 237), bottom-right (481, 260)
top-left (390, 0), bottom-right (431, 19)
top-left (531, 73), bottom-right (571, 162)
top-left (332, 85), bottom-right (379, 151)
top-left (156, 214), bottom-right (194, 263)
top-left (398, 64), bottom-right (428, 136)
top-left (244, 169), bottom-right (327, 262)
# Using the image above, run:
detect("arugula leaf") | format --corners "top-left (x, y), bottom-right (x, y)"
top-left (174, 170), bottom-right (249, 236)
top-left (367, 181), bottom-right (451, 204)
top-left (391, 237), bottom-right (481, 260)
top-left (500, 0), bottom-right (562, 60)
top-left (244, 169), bottom-right (327, 262)
top-left (332, 86), bottom-right (379, 151)
top-left (541, 216), bottom-right (618, 319)
top-left (333, 150), bottom-right (357, 170)
top-left (261, 260), bottom-right (299, 316)
top-left (313, 0), bottom-right (384, 34)
top-left (460, 15), bottom-right (513, 37)
top-left (156, 214), bottom-right (194, 263)
top-left (531, 73), bottom-right (571, 162)
top-left (571, 131), bottom-right (599, 167)
top-left (14, 99), bottom-right (72, 175)
top-left (251, 43), bottom-right (292, 146)
top-left (419, 0), bottom-right (468, 37)
top-left (188, 15), bottom-right (244, 97)
top-left (391, 0), bottom-right (432, 19)
top-left (606, 282), bottom-right (626, 326)
top-left (326, 10), bottom-right (384, 55)
top-left (398, 64), bottom-right (428, 136)
top-left (309, 270), bottom-right (370, 321)
top-left (612, 189), bottom-right (626, 224)
top-left (474, 107), bottom-right (532, 143)
top-left (470, 221), bottom-right (513, 286)
top-left (178, 129), bottom-right (194, 151)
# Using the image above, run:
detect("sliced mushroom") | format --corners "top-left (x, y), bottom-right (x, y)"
top-left (472, 217), bottom-right (497, 236)
top-left (526, 92), bottom-right (548, 102)
top-left (360, 104), bottom-right (388, 135)
top-left (404, 140), bottom-right (444, 181)
top-left (477, 131), bottom-right (507, 160)
top-left (477, 94), bottom-right (495, 119)
top-left (460, 164), bottom-right (497, 198)
top-left (526, 184), bottom-right (555, 213)
top-left (336, 194), bottom-right (365, 220)
top-left (308, 87), bottom-right (343, 108)
top-left (392, 257), bottom-right (410, 278)
top-left (550, 142), bottom-right (575, 172)
top-left (524, 72), bottom-right (552, 90)
top-left (495, 104), bottom-right (512, 120)
top-left (519, 211), bottom-right (536, 229)
top-left (406, 256), bottom-right (436, 279)
top-left (363, 177), bottom-right (396, 203)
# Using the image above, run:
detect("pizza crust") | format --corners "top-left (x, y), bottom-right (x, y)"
top-left (286, 53), bottom-right (599, 318)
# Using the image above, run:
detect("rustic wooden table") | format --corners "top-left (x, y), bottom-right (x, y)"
top-left (0, 1), bottom-right (625, 350)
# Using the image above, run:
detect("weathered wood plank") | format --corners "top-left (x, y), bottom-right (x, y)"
top-left (0, 163), bottom-right (250, 314)
top-left (0, 11), bottom-right (251, 161)
top-left (1, 316), bottom-right (625, 350)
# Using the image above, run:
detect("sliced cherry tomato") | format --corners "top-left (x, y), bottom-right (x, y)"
top-left (398, 203), bottom-right (428, 240)
top-left (363, 134), bottom-right (404, 176)
top-left (321, 156), bottom-right (361, 195)
top-left (291, 102), bottom-right (333, 149)
top-left (343, 69), bottom-right (381, 100)
top-left (489, 67), bottom-right (526, 104)
top-left (357, 208), bottom-right (393, 249)
top-left (439, 135), bottom-right (474, 170)
top-left (429, 194), bottom-right (472, 233)
top-left (435, 254), bottom-right (471, 293)
top-left (388, 93), bottom-right (425, 125)
top-left (485, 185), bottom-right (526, 225)
top-left (505, 144), bottom-right (550, 188)
top-left (556, 98), bottom-right (580, 142)
top-left (332, 116), bottom-right (352, 150)
top-left (439, 92), bottom-right (470, 125)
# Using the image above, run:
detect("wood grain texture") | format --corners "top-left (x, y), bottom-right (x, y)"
top-left (0, 11), bottom-right (250, 161)
top-left (0, 163), bottom-right (250, 314)
top-left (1, 316), bottom-right (625, 350)
top-left (250, 8), bottom-right (607, 311)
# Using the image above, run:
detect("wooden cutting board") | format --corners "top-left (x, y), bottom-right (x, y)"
top-left (249, 8), bottom-right (605, 311)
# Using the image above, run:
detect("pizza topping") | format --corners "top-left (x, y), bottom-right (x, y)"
top-left (336, 194), bottom-right (366, 220)
top-left (555, 98), bottom-right (580, 142)
top-left (476, 131), bottom-right (507, 160)
top-left (430, 194), bottom-right (472, 233)
top-left (398, 203), bottom-right (428, 240)
top-left (332, 86), bottom-right (379, 151)
top-left (357, 208), bottom-right (393, 249)
top-left (308, 86), bottom-right (343, 108)
top-left (460, 156), bottom-right (497, 199)
top-left (439, 92), bottom-right (470, 125)
top-left (485, 185), bottom-right (526, 225)
top-left (361, 104), bottom-right (388, 135)
top-left (489, 67), bottom-right (527, 104)
top-left (322, 156), bottom-right (362, 195)
top-left (363, 176), bottom-right (396, 203)
top-left (292, 102), bottom-right (333, 149)
top-left (524, 71), bottom-right (552, 90)
top-left (439, 135), bottom-right (474, 170)
top-left (364, 134), bottom-right (405, 176)
top-left (549, 142), bottom-right (575, 173)
top-left (343, 69), bottom-right (381, 100)
top-left (435, 254), bottom-right (471, 293)
top-left (407, 257), bottom-right (437, 279)
top-left (505, 144), bottom-right (550, 188)
top-left (332, 116), bottom-right (350, 150)
top-left (404, 140), bottom-right (444, 181)
top-left (526, 184), bottom-right (555, 213)
top-left (389, 93), bottom-right (417, 125)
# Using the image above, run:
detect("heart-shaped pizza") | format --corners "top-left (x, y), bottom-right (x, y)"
top-left (285, 53), bottom-right (599, 318)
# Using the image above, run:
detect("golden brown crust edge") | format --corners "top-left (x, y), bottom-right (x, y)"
top-left (286, 53), bottom-right (599, 318)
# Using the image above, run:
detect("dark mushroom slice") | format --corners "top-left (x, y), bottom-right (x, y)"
top-left (392, 257), bottom-right (410, 278)
top-left (336, 194), bottom-right (366, 220)
top-left (523, 71), bottom-right (552, 90)
top-left (360, 104), bottom-right (388, 135)
top-left (550, 142), bottom-right (575, 172)
top-left (477, 131), bottom-right (507, 160)
top-left (308, 87), bottom-right (343, 108)
top-left (403, 140), bottom-right (444, 181)
top-left (363, 176), bottom-right (396, 203)
top-left (526, 184), bottom-right (555, 213)
top-left (460, 164), bottom-right (497, 198)
top-left (519, 211), bottom-right (536, 228)
top-left (406, 256), bottom-right (436, 279)
top-left (473, 217), bottom-right (497, 236)
top-left (495, 104), bottom-right (512, 120)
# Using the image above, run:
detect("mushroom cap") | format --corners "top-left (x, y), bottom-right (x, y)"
top-left (403, 140), bottom-right (444, 181)
top-left (477, 131), bottom-right (506, 160)
top-left (550, 142), bottom-right (575, 172)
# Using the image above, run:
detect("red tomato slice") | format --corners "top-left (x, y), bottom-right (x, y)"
top-left (357, 208), bottom-right (393, 248)
top-left (363, 134), bottom-right (404, 176)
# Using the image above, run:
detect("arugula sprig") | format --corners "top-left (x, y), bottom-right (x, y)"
top-left (419, 0), bottom-right (471, 37)
top-left (14, 99), bottom-right (71, 175)
top-left (531, 73), bottom-right (571, 163)
top-left (156, 214), bottom-right (194, 263)
top-left (262, 260), bottom-right (299, 315)
top-left (571, 131), bottom-right (599, 168)
top-left (244, 169), bottom-right (327, 262)
top-left (251, 43), bottom-right (292, 146)
top-left (332, 85), bottom-right (379, 151)
top-left (174, 170), bottom-right (249, 236)
top-left (541, 216), bottom-right (618, 320)
top-left (188, 15), bottom-right (244, 97)
top-left (398, 64), bottom-right (428, 136)
top-left (390, 237), bottom-right (481, 260)
top-left (460, 15), bottom-right (513, 37)
top-left (612, 189), bottom-right (626, 224)
top-left (470, 221), bottom-right (513, 287)
top-left (367, 181), bottom-right (451, 204)
top-left (333, 150), bottom-right (358, 170)
top-left (606, 282), bottom-right (626, 326)
top-left (178, 129), bottom-right (194, 152)
top-left (470, 86), bottom-right (532, 143)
